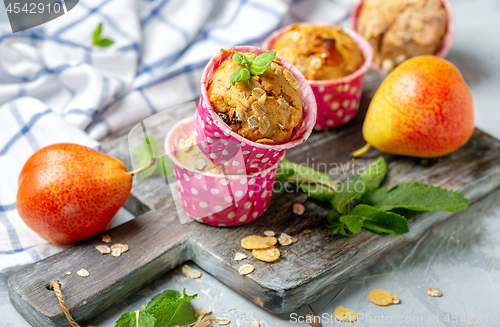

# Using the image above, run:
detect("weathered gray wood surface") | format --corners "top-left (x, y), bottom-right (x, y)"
top-left (9, 73), bottom-right (500, 327)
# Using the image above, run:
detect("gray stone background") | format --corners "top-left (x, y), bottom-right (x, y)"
top-left (1, 0), bottom-right (500, 326)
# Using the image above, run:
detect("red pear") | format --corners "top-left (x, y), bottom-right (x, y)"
top-left (17, 143), bottom-right (152, 245)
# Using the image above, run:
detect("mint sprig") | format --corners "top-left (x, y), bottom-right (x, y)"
top-left (230, 51), bottom-right (276, 85)
top-left (114, 289), bottom-right (197, 327)
top-left (134, 136), bottom-right (175, 179)
top-left (93, 23), bottom-right (115, 47)
top-left (276, 156), bottom-right (470, 237)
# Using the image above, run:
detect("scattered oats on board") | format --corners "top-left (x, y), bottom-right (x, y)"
top-left (278, 233), bottom-right (293, 246)
top-left (253, 247), bottom-right (280, 262)
top-left (292, 236), bottom-right (299, 244)
top-left (368, 289), bottom-right (395, 306)
top-left (264, 230), bottom-right (275, 237)
top-left (426, 288), bottom-right (442, 297)
top-left (101, 235), bottom-right (111, 243)
top-left (305, 312), bottom-right (322, 327)
top-left (241, 235), bottom-right (277, 250)
top-left (182, 264), bottom-right (202, 279)
top-left (292, 203), bottom-right (305, 215)
top-left (334, 306), bottom-right (357, 322)
top-left (195, 307), bottom-right (212, 318)
top-left (215, 317), bottom-right (230, 325)
top-left (238, 264), bottom-right (255, 275)
top-left (234, 252), bottom-right (247, 261)
top-left (66, 271), bottom-right (71, 275)
top-left (95, 245), bottom-right (111, 254)
top-left (392, 294), bottom-right (400, 304)
top-left (252, 318), bottom-right (260, 327)
top-left (77, 268), bottom-right (89, 278)
top-left (110, 244), bottom-right (128, 257)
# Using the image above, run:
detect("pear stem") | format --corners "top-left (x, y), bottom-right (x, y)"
top-left (128, 158), bottom-right (156, 176)
top-left (352, 143), bottom-right (372, 158)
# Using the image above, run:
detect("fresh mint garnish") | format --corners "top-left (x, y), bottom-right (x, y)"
top-left (114, 305), bottom-right (156, 327)
top-left (134, 136), bottom-right (175, 179)
top-left (275, 156), bottom-right (470, 237)
top-left (114, 290), bottom-right (197, 327)
top-left (229, 51), bottom-right (276, 85)
top-left (276, 160), bottom-right (338, 201)
top-left (230, 66), bottom-right (251, 86)
top-left (363, 182), bottom-right (471, 212)
top-left (93, 23), bottom-right (115, 48)
top-left (248, 51), bottom-right (277, 76)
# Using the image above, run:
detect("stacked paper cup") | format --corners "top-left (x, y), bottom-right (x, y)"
top-left (165, 46), bottom-right (317, 227)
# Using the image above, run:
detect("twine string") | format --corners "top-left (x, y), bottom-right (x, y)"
top-left (49, 280), bottom-right (214, 327)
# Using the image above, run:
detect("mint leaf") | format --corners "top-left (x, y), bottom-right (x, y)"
top-left (360, 156), bottom-right (387, 192)
top-left (331, 175), bottom-right (365, 214)
top-left (134, 136), bottom-right (159, 179)
top-left (232, 53), bottom-right (250, 66)
top-left (157, 154), bottom-right (175, 177)
top-left (248, 51), bottom-right (276, 76)
top-left (276, 160), bottom-right (338, 201)
top-left (93, 23), bottom-right (102, 44)
top-left (145, 289), bottom-right (197, 327)
top-left (339, 215), bottom-right (364, 233)
top-left (349, 204), bottom-right (409, 235)
top-left (363, 182), bottom-right (470, 212)
top-left (230, 66), bottom-right (251, 86)
top-left (115, 306), bottom-right (156, 327)
top-left (331, 157), bottom-right (387, 214)
top-left (327, 210), bottom-right (348, 237)
top-left (97, 38), bottom-right (114, 47)
top-left (93, 23), bottom-right (115, 47)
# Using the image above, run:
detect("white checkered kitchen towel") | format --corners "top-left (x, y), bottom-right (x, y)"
top-left (0, 0), bottom-right (353, 271)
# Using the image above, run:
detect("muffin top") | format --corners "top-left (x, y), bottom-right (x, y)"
top-left (357, 0), bottom-right (447, 71)
top-left (207, 50), bottom-right (304, 145)
top-left (176, 134), bottom-right (221, 174)
top-left (273, 24), bottom-right (364, 81)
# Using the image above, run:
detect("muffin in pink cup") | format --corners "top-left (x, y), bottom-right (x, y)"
top-left (350, 0), bottom-right (454, 73)
top-left (165, 116), bottom-right (281, 227)
top-left (193, 46), bottom-right (317, 174)
top-left (262, 24), bottom-right (373, 130)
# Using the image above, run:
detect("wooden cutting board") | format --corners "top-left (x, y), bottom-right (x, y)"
top-left (8, 74), bottom-right (500, 327)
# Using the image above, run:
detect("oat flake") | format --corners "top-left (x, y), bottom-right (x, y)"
top-left (77, 268), bottom-right (89, 278)
top-left (182, 264), bottom-right (202, 279)
top-left (252, 318), bottom-right (260, 327)
top-left (305, 312), bottom-right (321, 327)
top-left (293, 203), bottom-right (305, 215)
top-left (238, 264), bottom-right (255, 275)
top-left (426, 288), bottom-right (442, 297)
top-left (234, 252), bottom-right (247, 261)
top-left (215, 317), bottom-right (230, 325)
top-left (278, 233), bottom-right (293, 246)
top-left (95, 245), bottom-right (111, 254)
top-left (264, 230), bottom-right (275, 237)
top-left (101, 235), bottom-right (111, 243)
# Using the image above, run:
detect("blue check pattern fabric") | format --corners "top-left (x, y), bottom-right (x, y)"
top-left (0, 0), bottom-right (352, 271)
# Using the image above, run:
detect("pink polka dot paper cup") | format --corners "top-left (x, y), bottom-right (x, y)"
top-left (349, 0), bottom-right (455, 72)
top-left (193, 46), bottom-right (317, 175)
top-left (165, 116), bottom-right (281, 227)
top-left (262, 24), bottom-right (373, 130)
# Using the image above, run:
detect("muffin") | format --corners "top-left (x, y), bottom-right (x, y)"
top-left (176, 133), bottom-right (224, 174)
top-left (207, 50), bottom-right (304, 145)
top-left (272, 24), bottom-right (365, 81)
top-left (357, 0), bottom-right (447, 71)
